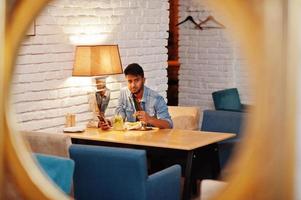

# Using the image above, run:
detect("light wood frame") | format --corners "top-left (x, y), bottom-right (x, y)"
top-left (26, 20), bottom-right (35, 36)
top-left (3, 0), bottom-right (70, 199)
top-left (1, 0), bottom-right (298, 199)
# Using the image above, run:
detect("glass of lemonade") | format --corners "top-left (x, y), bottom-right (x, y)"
top-left (113, 115), bottom-right (124, 131)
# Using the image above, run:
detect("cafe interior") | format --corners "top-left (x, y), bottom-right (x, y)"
top-left (2, 0), bottom-right (299, 200)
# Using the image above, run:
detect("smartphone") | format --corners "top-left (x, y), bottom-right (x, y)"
top-left (97, 115), bottom-right (106, 122)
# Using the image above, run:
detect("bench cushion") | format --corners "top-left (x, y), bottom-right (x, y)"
top-left (168, 106), bottom-right (200, 130)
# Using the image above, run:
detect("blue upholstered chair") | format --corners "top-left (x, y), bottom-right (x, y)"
top-left (200, 88), bottom-right (248, 173)
top-left (212, 88), bottom-right (243, 112)
top-left (35, 153), bottom-right (75, 195)
top-left (201, 110), bottom-right (246, 169)
top-left (69, 144), bottom-right (181, 200)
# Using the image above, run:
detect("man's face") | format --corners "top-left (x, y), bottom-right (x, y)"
top-left (126, 74), bottom-right (145, 94)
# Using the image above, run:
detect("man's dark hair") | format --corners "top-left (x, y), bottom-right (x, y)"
top-left (124, 63), bottom-right (144, 78)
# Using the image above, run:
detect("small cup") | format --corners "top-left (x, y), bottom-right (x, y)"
top-left (65, 113), bottom-right (72, 127)
top-left (71, 114), bottom-right (76, 126)
top-left (65, 113), bottom-right (76, 127)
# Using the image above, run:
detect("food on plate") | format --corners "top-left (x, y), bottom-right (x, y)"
top-left (124, 121), bottom-right (142, 130)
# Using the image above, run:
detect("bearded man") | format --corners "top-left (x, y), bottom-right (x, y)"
top-left (115, 63), bottom-right (173, 129)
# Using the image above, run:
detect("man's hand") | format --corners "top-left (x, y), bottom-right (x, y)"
top-left (135, 111), bottom-right (151, 124)
top-left (98, 120), bottom-right (111, 130)
top-left (97, 115), bottom-right (112, 130)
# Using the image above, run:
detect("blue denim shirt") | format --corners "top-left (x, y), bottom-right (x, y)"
top-left (115, 86), bottom-right (173, 128)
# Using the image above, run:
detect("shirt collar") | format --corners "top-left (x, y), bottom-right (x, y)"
top-left (127, 86), bottom-right (148, 103)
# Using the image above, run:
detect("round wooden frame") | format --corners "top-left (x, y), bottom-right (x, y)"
top-left (2, 0), bottom-right (297, 199)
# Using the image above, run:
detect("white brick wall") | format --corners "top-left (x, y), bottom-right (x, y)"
top-left (178, 0), bottom-right (252, 126)
top-left (12, 0), bottom-right (169, 132)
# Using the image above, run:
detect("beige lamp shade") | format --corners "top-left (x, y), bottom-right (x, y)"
top-left (73, 45), bottom-right (123, 76)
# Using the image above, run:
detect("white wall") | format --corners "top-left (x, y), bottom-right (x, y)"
top-left (12, 0), bottom-right (169, 133)
top-left (178, 0), bottom-right (251, 125)
top-left (12, 0), bottom-right (252, 132)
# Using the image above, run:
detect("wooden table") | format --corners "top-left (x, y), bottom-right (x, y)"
top-left (66, 128), bottom-right (235, 200)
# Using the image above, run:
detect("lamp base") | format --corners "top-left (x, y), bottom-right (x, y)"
top-left (95, 77), bottom-right (111, 114)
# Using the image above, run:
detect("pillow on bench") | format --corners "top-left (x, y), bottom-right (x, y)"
top-left (22, 131), bottom-right (71, 157)
top-left (168, 106), bottom-right (200, 130)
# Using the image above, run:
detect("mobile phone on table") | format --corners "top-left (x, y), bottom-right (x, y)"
top-left (98, 115), bottom-right (106, 122)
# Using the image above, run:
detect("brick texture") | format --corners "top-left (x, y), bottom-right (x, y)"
top-left (13, 0), bottom-right (169, 132)
top-left (178, 0), bottom-right (252, 126)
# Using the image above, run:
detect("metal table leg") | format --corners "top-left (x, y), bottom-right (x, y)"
top-left (211, 143), bottom-right (221, 179)
top-left (182, 150), bottom-right (194, 200)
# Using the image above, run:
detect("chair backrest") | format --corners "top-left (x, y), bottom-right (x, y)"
top-left (201, 109), bottom-right (246, 170)
top-left (212, 88), bottom-right (243, 112)
top-left (70, 144), bottom-right (148, 200)
top-left (35, 153), bottom-right (75, 195)
top-left (168, 106), bottom-right (200, 130)
top-left (201, 110), bottom-right (245, 134)
top-left (22, 131), bottom-right (72, 157)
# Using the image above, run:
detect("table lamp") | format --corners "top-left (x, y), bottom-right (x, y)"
top-left (73, 45), bottom-right (123, 126)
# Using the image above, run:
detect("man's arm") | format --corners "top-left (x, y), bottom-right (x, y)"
top-left (154, 95), bottom-right (173, 128)
top-left (135, 111), bottom-right (170, 129)
top-left (136, 95), bottom-right (173, 129)
top-left (115, 90), bottom-right (126, 119)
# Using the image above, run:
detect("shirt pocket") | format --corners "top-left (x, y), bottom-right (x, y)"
top-left (125, 107), bottom-right (135, 122)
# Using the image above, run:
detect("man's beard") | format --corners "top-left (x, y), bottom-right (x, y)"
top-left (131, 86), bottom-right (143, 95)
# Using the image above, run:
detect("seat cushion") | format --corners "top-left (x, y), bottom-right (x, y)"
top-left (200, 179), bottom-right (227, 200)
top-left (212, 88), bottom-right (242, 112)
